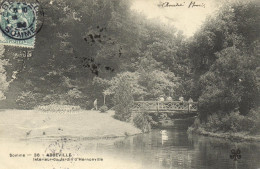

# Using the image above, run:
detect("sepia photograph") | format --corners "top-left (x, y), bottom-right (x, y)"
top-left (0, 0), bottom-right (259, 168)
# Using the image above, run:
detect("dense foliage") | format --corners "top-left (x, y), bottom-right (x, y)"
top-left (0, 45), bottom-right (9, 101)
top-left (0, 0), bottom-right (185, 109)
top-left (186, 1), bottom-right (260, 133)
top-left (188, 2), bottom-right (260, 120)
top-left (113, 77), bottom-right (134, 121)
top-left (99, 105), bottom-right (108, 113)
top-left (0, 0), bottom-right (258, 134)
top-left (132, 112), bottom-right (152, 133)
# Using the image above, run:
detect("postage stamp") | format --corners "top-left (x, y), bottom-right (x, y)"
top-left (0, 1), bottom-right (39, 48)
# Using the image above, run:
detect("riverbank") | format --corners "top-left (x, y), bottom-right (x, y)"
top-left (0, 109), bottom-right (142, 140)
top-left (188, 126), bottom-right (260, 142)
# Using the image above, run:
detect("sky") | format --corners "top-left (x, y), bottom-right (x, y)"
top-left (131, 0), bottom-right (228, 37)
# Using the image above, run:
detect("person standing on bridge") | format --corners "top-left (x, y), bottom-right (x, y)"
top-left (179, 96), bottom-right (184, 105)
top-left (159, 95), bottom-right (165, 102)
top-left (166, 96), bottom-right (172, 101)
top-left (159, 95), bottom-right (165, 109)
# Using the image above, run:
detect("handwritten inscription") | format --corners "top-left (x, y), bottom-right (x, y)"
top-left (158, 1), bottom-right (206, 8)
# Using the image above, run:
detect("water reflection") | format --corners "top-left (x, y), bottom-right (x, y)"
top-left (107, 128), bottom-right (260, 169)
top-left (160, 130), bottom-right (168, 145)
top-left (1, 120), bottom-right (260, 169)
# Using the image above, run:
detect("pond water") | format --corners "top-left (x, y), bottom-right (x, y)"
top-left (1, 119), bottom-right (260, 169)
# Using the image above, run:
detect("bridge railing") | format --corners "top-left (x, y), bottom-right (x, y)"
top-left (132, 101), bottom-right (198, 113)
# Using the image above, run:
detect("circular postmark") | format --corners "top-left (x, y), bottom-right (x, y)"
top-left (0, 0), bottom-right (44, 40)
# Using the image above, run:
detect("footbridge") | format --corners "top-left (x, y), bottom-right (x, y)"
top-left (132, 101), bottom-right (198, 113)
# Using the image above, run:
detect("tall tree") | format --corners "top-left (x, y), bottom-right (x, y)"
top-left (185, 1), bottom-right (260, 120)
top-left (0, 45), bottom-right (9, 101)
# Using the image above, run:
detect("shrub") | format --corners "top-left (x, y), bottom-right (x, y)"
top-left (99, 105), bottom-right (108, 113)
top-left (203, 111), bottom-right (255, 133)
top-left (35, 104), bottom-right (81, 113)
top-left (247, 107), bottom-right (260, 134)
top-left (221, 111), bottom-right (254, 132)
top-left (133, 112), bottom-right (151, 133)
top-left (16, 91), bottom-right (43, 109)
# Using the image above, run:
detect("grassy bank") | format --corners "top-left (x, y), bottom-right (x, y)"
top-left (0, 109), bottom-right (141, 140)
top-left (188, 126), bottom-right (260, 142)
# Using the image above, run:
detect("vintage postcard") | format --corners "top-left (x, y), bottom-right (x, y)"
top-left (0, 0), bottom-right (259, 169)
